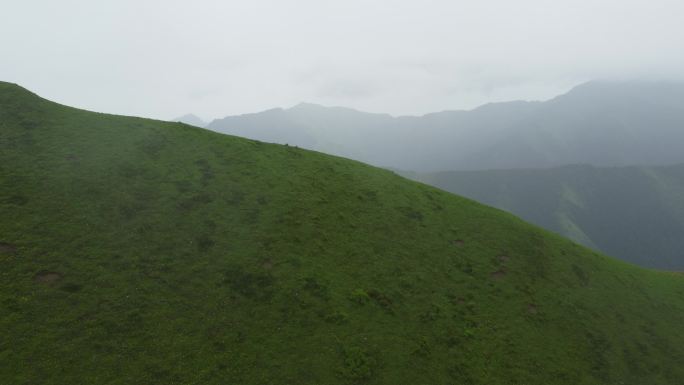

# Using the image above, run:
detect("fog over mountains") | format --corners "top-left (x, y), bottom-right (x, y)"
top-left (206, 81), bottom-right (684, 172)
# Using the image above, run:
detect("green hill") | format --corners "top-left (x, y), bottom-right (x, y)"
top-left (402, 165), bottom-right (684, 270)
top-left (2, 82), bottom-right (684, 384)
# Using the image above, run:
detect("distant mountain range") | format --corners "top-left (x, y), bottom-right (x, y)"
top-left (400, 164), bottom-right (684, 270)
top-left (206, 81), bottom-right (684, 172)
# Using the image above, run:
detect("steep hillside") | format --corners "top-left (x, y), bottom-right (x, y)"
top-left (2, 82), bottom-right (684, 384)
top-left (403, 165), bottom-right (684, 270)
top-left (207, 81), bottom-right (684, 171)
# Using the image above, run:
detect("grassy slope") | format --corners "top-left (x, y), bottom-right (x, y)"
top-left (404, 165), bottom-right (684, 270)
top-left (2, 82), bottom-right (684, 384)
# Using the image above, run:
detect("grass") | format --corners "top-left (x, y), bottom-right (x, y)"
top-left (2, 81), bottom-right (684, 384)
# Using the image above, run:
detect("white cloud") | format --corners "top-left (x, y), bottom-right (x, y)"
top-left (2, 0), bottom-right (683, 119)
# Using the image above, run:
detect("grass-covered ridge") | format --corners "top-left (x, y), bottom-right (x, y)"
top-left (2, 81), bottom-right (684, 384)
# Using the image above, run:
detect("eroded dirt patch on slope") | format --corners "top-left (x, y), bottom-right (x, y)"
top-left (34, 271), bottom-right (62, 284)
top-left (0, 242), bottom-right (17, 254)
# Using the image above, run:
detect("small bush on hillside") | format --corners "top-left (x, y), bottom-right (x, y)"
top-left (324, 310), bottom-right (349, 324)
top-left (340, 346), bottom-right (375, 380)
top-left (368, 289), bottom-right (393, 313)
top-left (349, 288), bottom-right (370, 304)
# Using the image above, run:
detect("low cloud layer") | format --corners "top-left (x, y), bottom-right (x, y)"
top-left (3, 0), bottom-right (683, 120)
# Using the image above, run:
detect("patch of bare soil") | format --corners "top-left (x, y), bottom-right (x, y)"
top-left (452, 240), bottom-right (465, 247)
top-left (261, 258), bottom-right (274, 270)
top-left (34, 271), bottom-right (62, 284)
top-left (527, 303), bottom-right (538, 314)
top-left (0, 242), bottom-right (17, 254)
top-left (490, 269), bottom-right (506, 280)
top-left (497, 255), bottom-right (510, 263)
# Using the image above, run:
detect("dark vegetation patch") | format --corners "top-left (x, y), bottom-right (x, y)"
top-left (2, 194), bottom-right (28, 206)
top-left (60, 283), bottom-right (83, 293)
top-left (363, 190), bottom-right (378, 202)
top-left (449, 363), bottom-right (476, 384)
top-left (196, 235), bottom-right (215, 252)
top-left (3, 298), bottom-right (21, 312)
top-left (423, 190), bottom-right (444, 211)
top-left (174, 180), bottom-right (193, 193)
top-left (460, 262), bottom-right (474, 275)
top-left (178, 193), bottom-right (213, 210)
top-left (397, 206), bottom-right (424, 221)
top-left (118, 163), bottom-right (148, 179)
top-left (139, 134), bottom-right (167, 157)
top-left (119, 202), bottom-right (145, 220)
top-left (226, 190), bottom-right (245, 206)
top-left (368, 289), bottom-right (394, 313)
top-left (419, 304), bottom-right (442, 322)
top-left (195, 159), bottom-right (214, 186)
top-left (586, 331), bottom-right (612, 382)
top-left (412, 336), bottom-right (432, 357)
top-left (640, 322), bottom-right (677, 357)
top-left (223, 265), bottom-right (275, 300)
top-left (19, 118), bottom-right (39, 130)
top-left (302, 276), bottom-right (329, 301)
top-left (452, 239), bottom-right (465, 247)
top-left (572, 264), bottom-right (590, 286)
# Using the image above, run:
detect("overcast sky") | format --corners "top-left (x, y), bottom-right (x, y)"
top-left (2, 0), bottom-right (684, 120)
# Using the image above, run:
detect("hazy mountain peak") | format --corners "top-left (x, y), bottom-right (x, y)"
top-left (289, 102), bottom-right (326, 110)
top-left (469, 100), bottom-right (543, 114)
top-left (287, 102), bottom-right (394, 118)
top-left (558, 79), bottom-right (684, 100)
top-left (287, 102), bottom-right (362, 115)
top-left (173, 113), bottom-right (206, 128)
